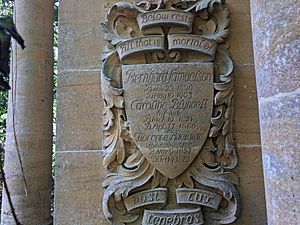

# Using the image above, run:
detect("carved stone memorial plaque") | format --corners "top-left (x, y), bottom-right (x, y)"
top-left (101, 1), bottom-right (240, 224)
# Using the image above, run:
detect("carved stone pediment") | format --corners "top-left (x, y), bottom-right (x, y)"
top-left (101, 1), bottom-right (240, 224)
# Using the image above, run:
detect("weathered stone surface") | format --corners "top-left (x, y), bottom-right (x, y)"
top-left (251, 0), bottom-right (300, 98)
top-left (137, 10), bottom-right (194, 32)
top-left (123, 63), bottom-right (214, 179)
top-left (234, 66), bottom-right (261, 146)
top-left (168, 34), bottom-right (217, 57)
top-left (58, 24), bottom-right (103, 71)
top-left (101, 1), bottom-right (240, 224)
top-left (55, 0), bottom-right (267, 224)
top-left (58, 0), bottom-right (108, 71)
top-left (54, 152), bottom-right (109, 225)
top-left (54, 0), bottom-right (107, 224)
top-left (1, 0), bottom-right (54, 224)
top-left (234, 147), bottom-right (267, 225)
top-left (251, 0), bottom-right (300, 224)
top-left (124, 188), bottom-right (168, 211)
top-left (227, 0), bottom-right (255, 66)
top-left (142, 208), bottom-right (204, 225)
top-left (56, 71), bottom-right (102, 152)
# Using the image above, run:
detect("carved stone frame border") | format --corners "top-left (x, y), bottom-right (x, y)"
top-left (101, 1), bottom-right (240, 224)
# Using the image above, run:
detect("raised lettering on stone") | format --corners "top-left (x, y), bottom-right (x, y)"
top-left (124, 188), bottom-right (168, 211)
top-left (168, 34), bottom-right (217, 59)
top-left (122, 63), bottom-right (214, 179)
top-left (137, 10), bottom-right (194, 32)
top-left (142, 208), bottom-right (204, 225)
top-left (116, 35), bottom-right (165, 60)
top-left (176, 188), bottom-right (223, 210)
top-left (101, 1), bottom-right (240, 224)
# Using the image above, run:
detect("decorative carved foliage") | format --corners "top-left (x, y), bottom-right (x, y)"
top-left (210, 47), bottom-right (237, 169)
top-left (136, 0), bottom-right (164, 11)
top-left (101, 1), bottom-right (239, 224)
top-left (195, 0), bottom-right (224, 13)
top-left (193, 5), bottom-right (230, 43)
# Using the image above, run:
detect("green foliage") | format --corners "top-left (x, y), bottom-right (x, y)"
top-left (0, 0), bottom-right (59, 218)
top-left (0, 90), bottom-right (7, 145)
top-left (0, 0), bottom-right (58, 154)
top-left (0, 0), bottom-right (13, 154)
top-left (0, 9), bottom-right (25, 146)
top-left (0, 0), bottom-right (13, 16)
top-left (0, 0), bottom-right (13, 215)
top-left (51, 0), bottom-right (59, 213)
top-left (53, 0), bottom-right (59, 172)
top-left (0, 0), bottom-right (13, 135)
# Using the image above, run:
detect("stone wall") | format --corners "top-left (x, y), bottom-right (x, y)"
top-left (54, 0), bottom-right (107, 224)
top-left (54, 0), bottom-right (267, 224)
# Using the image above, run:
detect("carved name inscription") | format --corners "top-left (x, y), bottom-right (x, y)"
top-left (123, 63), bottom-right (213, 178)
top-left (101, 1), bottom-right (240, 224)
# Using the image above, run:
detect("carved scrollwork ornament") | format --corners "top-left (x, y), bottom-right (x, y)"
top-left (101, 0), bottom-right (240, 224)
